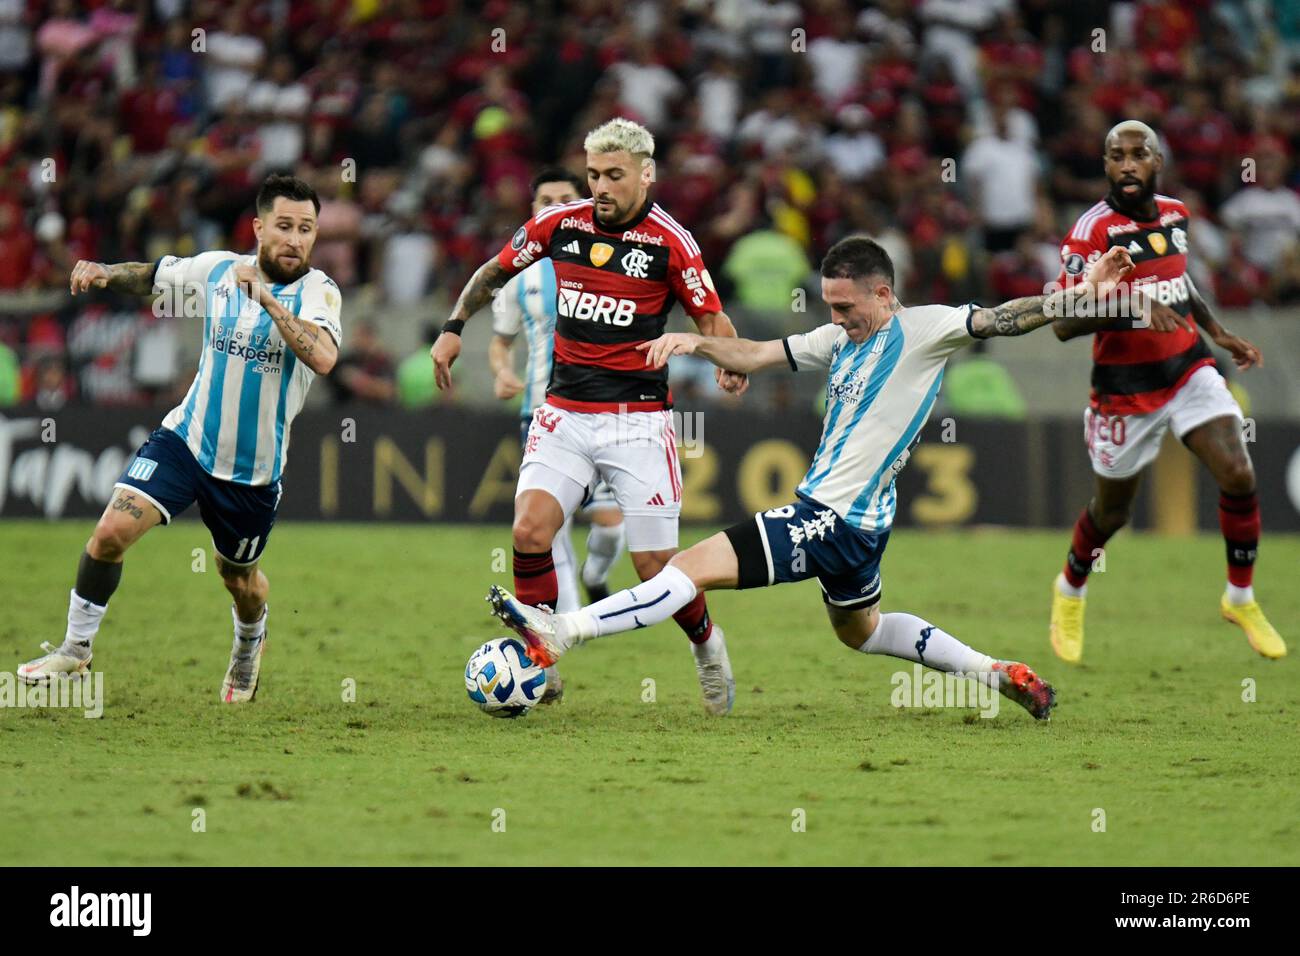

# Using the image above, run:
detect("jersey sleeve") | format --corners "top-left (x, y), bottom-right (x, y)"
top-left (908, 303), bottom-right (977, 357)
top-left (152, 250), bottom-right (237, 293)
top-left (491, 274), bottom-right (524, 337)
top-left (1056, 217), bottom-right (1106, 286)
top-left (669, 235), bottom-right (724, 319)
top-left (783, 323), bottom-right (842, 371)
top-left (297, 271), bottom-right (343, 346)
top-left (495, 213), bottom-right (558, 276)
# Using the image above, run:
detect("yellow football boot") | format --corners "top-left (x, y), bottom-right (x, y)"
top-left (1221, 597), bottom-right (1287, 659)
top-left (1050, 575), bottom-right (1086, 664)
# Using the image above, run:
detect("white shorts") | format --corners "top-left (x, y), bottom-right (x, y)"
top-left (1084, 365), bottom-right (1241, 479)
top-left (518, 403), bottom-right (681, 550)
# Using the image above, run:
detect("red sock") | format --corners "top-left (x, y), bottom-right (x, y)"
top-left (673, 593), bottom-right (713, 644)
top-left (1062, 509), bottom-right (1114, 588)
top-left (513, 548), bottom-right (558, 610)
top-left (1218, 491), bottom-right (1260, 589)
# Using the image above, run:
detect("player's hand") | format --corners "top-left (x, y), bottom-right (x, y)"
top-left (431, 330), bottom-right (461, 390)
top-left (493, 367), bottom-right (524, 399)
top-left (637, 332), bottom-right (701, 369)
top-left (69, 260), bottom-right (110, 295)
top-left (1083, 246), bottom-right (1135, 299)
top-left (717, 369), bottom-right (749, 396)
top-left (1212, 329), bottom-right (1263, 370)
top-left (1142, 301), bottom-right (1193, 333)
top-left (231, 263), bottom-right (272, 306)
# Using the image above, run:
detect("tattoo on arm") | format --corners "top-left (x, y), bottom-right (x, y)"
top-left (265, 300), bottom-right (325, 364)
top-left (449, 260), bottom-right (511, 324)
top-left (971, 290), bottom-right (1071, 338)
top-left (105, 262), bottom-right (158, 296)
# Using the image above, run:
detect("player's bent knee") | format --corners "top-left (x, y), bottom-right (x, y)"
top-left (88, 520), bottom-right (134, 561)
top-left (1219, 459), bottom-right (1255, 496)
top-left (512, 494), bottom-right (563, 552)
top-left (512, 513), bottom-right (556, 552)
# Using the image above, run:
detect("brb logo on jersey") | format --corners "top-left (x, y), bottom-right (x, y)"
top-left (557, 288), bottom-right (637, 326)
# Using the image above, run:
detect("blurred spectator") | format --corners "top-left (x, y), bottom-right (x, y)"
top-left (397, 323), bottom-right (444, 409)
top-left (720, 220), bottom-right (811, 311)
top-left (0, 336), bottom-right (18, 405)
top-left (1218, 151), bottom-right (1300, 274)
top-left (205, 9), bottom-right (265, 112)
top-left (25, 354), bottom-right (75, 411)
top-left (961, 110), bottom-right (1041, 251)
top-left (329, 321), bottom-right (395, 405)
top-left (942, 340), bottom-right (1028, 420)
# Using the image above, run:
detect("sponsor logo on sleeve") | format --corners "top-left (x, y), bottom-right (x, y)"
top-left (1063, 252), bottom-right (1085, 275)
top-left (510, 226), bottom-right (527, 251)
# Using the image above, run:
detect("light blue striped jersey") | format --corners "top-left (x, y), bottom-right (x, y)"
top-left (158, 251), bottom-right (343, 485)
top-left (785, 304), bottom-right (975, 532)
top-left (491, 259), bottom-right (557, 417)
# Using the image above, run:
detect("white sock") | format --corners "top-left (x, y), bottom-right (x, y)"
top-left (233, 605), bottom-right (267, 645)
top-left (1226, 583), bottom-right (1254, 605)
top-left (1057, 574), bottom-right (1086, 599)
top-left (564, 564), bottom-right (697, 641)
top-left (857, 611), bottom-right (994, 674)
top-left (552, 515), bottom-right (581, 613)
top-left (582, 520), bottom-right (626, 587)
top-left (64, 589), bottom-right (105, 658)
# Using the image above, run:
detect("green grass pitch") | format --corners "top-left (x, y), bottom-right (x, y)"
top-left (1, 520), bottom-right (1296, 866)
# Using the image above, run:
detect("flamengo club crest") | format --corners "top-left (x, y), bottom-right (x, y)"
top-left (590, 242), bottom-right (614, 267)
top-left (621, 248), bottom-right (651, 278)
top-left (1148, 233), bottom-right (1167, 255)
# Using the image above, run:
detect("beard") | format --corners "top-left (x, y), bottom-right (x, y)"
top-left (258, 245), bottom-right (310, 285)
top-left (1107, 174), bottom-right (1157, 215)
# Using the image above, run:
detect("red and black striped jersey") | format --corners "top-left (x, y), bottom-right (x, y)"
top-left (495, 197), bottom-right (723, 412)
top-left (1058, 194), bottom-right (1215, 415)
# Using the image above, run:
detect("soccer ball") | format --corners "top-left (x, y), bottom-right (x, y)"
top-left (464, 637), bottom-right (548, 718)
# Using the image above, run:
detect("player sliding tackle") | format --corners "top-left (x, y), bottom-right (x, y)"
top-left (489, 237), bottom-right (1143, 720)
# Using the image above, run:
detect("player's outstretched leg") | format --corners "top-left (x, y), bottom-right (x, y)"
top-left (579, 505), bottom-right (625, 603)
top-left (218, 557), bottom-right (269, 703)
top-left (488, 532), bottom-right (739, 715)
top-left (18, 488), bottom-right (160, 684)
top-left (832, 606), bottom-right (1056, 720)
top-left (1183, 415), bottom-right (1286, 659)
top-left (1051, 474), bottom-right (1139, 664)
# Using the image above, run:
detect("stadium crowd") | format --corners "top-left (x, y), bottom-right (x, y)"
top-left (1, 0), bottom-right (1299, 408)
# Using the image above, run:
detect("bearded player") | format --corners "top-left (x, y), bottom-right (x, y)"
top-left (432, 118), bottom-right (747, 715)
top-left (1048, 120), bottom-right (1284, 662)
top-left (17, 174), bottom-right (343, 701)
top-left (485, 239), bottom-right (1141, 721)
top-left (488, 167), bottom-right (630, 703)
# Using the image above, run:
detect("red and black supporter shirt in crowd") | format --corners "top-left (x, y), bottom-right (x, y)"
top-left (1058, 194), bottom-right (1216, 415)
top-left (495, 197), bottom-right (723, 412)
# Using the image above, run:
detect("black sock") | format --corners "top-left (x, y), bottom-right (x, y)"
top-left (75, 551), bottom-right (123, 607)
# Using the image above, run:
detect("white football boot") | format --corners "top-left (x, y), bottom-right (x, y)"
top-left (487, 585), bottom-right (576, 668)
top-left (692, 625), bottom-right (735, 716)
top-left (17, 642), bottom-right (92, 684)
top-left (221, 636), bottom-right (265, 703)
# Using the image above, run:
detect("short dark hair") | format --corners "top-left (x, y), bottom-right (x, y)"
top-left (821, 236), bottom-right (894, 286)
top-left (256, 174), bottom-right (321, 216)
top-left (530, 166), bottom-right (585, 199)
